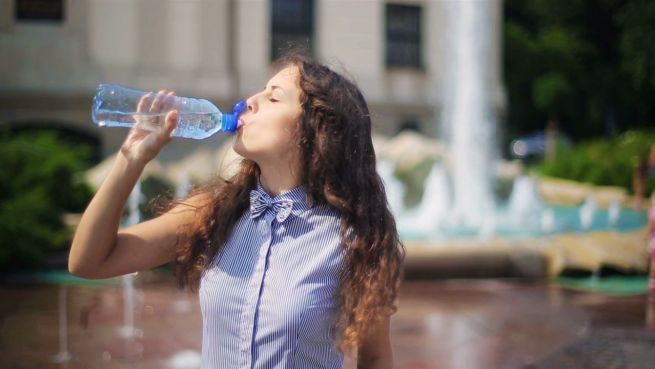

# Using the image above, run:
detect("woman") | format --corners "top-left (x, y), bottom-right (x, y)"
top-left (69, 53), bottom-right (405, 368)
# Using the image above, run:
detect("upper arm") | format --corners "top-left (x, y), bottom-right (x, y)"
top-left (90, 194), bottom-right (209, 279)
top-left (357, 314), bottom-right (393, 368)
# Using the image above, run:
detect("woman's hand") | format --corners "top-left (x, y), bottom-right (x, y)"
top-left (120, 89), bottom-right (178, 166)
top-left (70, 89), bottom-right (182, 280)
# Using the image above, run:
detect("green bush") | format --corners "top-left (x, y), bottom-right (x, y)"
top-left (0, 132), bottom-right (94, 271)
top-left (535, 130), bottom-right (655, 194)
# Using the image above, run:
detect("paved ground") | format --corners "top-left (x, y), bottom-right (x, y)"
top-left (1, 270), bottom-right (654, 369)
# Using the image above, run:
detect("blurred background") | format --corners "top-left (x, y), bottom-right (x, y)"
top-left (2, 0), bottom-right (655, 368)
top-left (0, 0), bottom-right (655, 274)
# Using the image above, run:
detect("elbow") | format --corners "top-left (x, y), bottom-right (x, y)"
top-left (67, 237), bottom-right (113, 279)
top-left (68, 261), bottom-right (104, 279)
top-left (67, 247), bottom-right (86, 278)
top-left (67, 254), bottom-right (98, 279)
top-left (67, 252), bottom-right (81, 277)
top-left (68, 266), bottom-right (103, 280)
top-left (68, 265), bottom-right (84, 278)
top-left (68, 260), bottom-right (89, 278)
top-left (68, 240), bottom-right (85, 277)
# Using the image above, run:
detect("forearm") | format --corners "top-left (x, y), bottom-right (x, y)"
top-left (68, 152), bottom-right (144, 276)
top-left (357, 314), bottom-right (394, 369)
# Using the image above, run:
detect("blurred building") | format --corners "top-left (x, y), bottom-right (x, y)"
top-left (0, 0), bottom-right (504, 162)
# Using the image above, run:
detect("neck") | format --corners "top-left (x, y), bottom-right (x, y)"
top-left (257, 162), bottom-right (302, 197)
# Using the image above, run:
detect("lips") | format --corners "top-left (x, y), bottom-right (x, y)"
top-left (237, 118), bottom-right (246, 129)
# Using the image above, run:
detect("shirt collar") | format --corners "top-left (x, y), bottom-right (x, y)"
top-left (254, 181), bottom-right (312, 217)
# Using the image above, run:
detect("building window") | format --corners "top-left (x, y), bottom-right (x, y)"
top-left (385, 4), bottom-right (422, 68)
top-left (15, 0), bottom-right (64, 22)
top-left (270, 0), bottom-right (314, 61)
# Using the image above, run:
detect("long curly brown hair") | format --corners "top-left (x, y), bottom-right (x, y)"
top-left (170, 53), bottom-right (405, 355)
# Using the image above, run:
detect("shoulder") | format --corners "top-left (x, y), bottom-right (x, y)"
top-left (300, 204), bottom-right (343, 230)
top-left (309, 203), bottom-right (341, 218)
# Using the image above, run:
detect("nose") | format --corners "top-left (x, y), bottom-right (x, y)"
top-left (246, 94), bottom-right (258, 114)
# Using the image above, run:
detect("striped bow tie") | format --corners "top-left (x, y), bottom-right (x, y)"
top-left (249, 189), bottom-right (294, 223)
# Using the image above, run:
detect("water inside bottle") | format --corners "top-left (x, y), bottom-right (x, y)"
top-left (94, 109), bottom-right (223, 139)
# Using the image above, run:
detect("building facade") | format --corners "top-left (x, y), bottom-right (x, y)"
top-left (1, 0), bottom-right (504, 162)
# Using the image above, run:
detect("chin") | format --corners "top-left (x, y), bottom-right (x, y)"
top-left (232, 138), bottom-right (244, 156)
top-left (232, 139), bottom-right (257, 162)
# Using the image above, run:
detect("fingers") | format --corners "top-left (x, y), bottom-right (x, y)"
top-left (148, 92), bottom-right (177, 142)
top-left (135, 89), bottom-right (177, 132)
top-left (159, 91), bottom-right (176, 112)
top-left (137, 92), bottom-right (152, 113)
top-left (125, 89), bottom-right (178, 163)
top-left (137, 109), bottom-right (177, 157)
top-left (163, 110), bottom-right (178, 139)
top-left (149, 89), bottom-right (168, 113)
top-left (138, 90), bottom-right (176, 114)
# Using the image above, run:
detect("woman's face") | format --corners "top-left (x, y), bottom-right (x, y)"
top-left (233, 65), bottom-right (303, 166)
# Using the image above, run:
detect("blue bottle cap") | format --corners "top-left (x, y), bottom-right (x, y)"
top-left (222, 100), bottom-right (247, 132)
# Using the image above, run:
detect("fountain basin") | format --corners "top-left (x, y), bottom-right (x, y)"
top-left (403, 228), bottom-right (650, 279)
top-left (401, 203), bottom-right (647, 240)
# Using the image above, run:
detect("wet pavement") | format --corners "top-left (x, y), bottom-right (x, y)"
top-left (1, 271), bottom-right (654, 369)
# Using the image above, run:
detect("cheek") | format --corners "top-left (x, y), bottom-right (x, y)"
top-left (234, 109), bottom-right (300, 157)
top-left (234, 123), bottom-right (292, 155)
top-left (269, 122), bottom-right (294, 144)
top-left (262, 113), bottom-right (296, 139)
top-left (272, 120), bottom-right (299, 152)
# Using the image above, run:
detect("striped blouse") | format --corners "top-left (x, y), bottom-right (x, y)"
top-left (199, 183), bottom-right (346, 369)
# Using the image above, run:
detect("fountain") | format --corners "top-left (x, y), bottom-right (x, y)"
top-left (508, 176), bottom-right (544, 228)
top-left (175, 170), bottom-right (192, 199)
top-left (51, 285), bottom-right (73, 363)
top-left (377, 160), bottom-right (406, 216)
top-left (386, 161), bottom-right (647, 240)
top-left (394, 162), bottom-right (451, 239)
top-left (540, 208), bottom-right (556, 235)
top-left (105, 180), bottom-right (146, 363)
top-left (416, 164), bottom-right (452, 232)
top-left (386, 0), bottom-right (499, 238)
top-left (375, 1), bottom-right (649, 279)
top-left (444, 0), bottom-right (496, 230)
top-left (608, 199), bottom-right (621, 229)
top-left (166, 175), bottom-right (202, 367)
top-left (49, 172), bottom-right (148, 365)
top-left (167, 350), bottom-right (202, 369)
top-left (118, 181), bottom-right (143, 341)
top-left (377, 0), bottom-right (647, 242)
top-left (579, 196), bottom-right (597, 232)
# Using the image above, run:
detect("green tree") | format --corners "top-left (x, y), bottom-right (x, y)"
top-left (532, 72), bottom-right (572, 122)
top-left (538, 130), bottom-right (655, 193)
top-left (504, 0), bottom-right (655, 144)
top-left (0, 132), bottom-right (93, 271)
top-left (617, 0), bottom-right (655, 122)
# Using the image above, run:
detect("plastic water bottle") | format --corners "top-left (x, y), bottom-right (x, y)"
top-left (91, 84), bottom-right (246, 139)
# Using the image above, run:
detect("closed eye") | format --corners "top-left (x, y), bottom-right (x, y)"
top-left (269, 98), bottom-right (278, 103)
